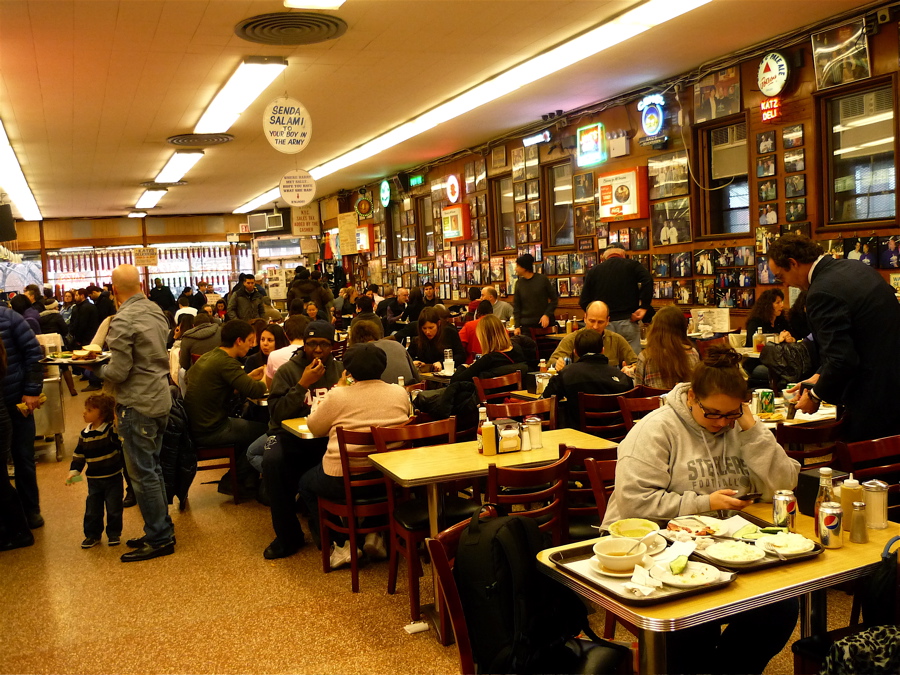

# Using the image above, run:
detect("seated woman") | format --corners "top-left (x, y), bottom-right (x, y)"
top-left (449, 314), bottom-right (527, 383)
top-left (744, 288), bottom-right (794, 387)
top-left (633, 305), bottom-right (699, 391)
top-left (348, 319), bottom-right (420, 386)
top-left (602, 345), bottom-right (801, 675)
top-left (305, 300), bottom-right (329, 323)
top-left (299, 343), bottom-right (411, 567)
top-left (458, 300), bottom-right (492, 364)
top-left (244, 323), bottom-right (288, 373)
top-left (407, 306), bottom-right (465, 372)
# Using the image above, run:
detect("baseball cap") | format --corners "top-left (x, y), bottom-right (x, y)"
top-left (305, 320), bottom-right (335, 343)
top-left (342, 343), bottom-right (387, 381)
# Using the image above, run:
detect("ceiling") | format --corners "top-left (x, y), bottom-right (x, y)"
top-left (0, 0), bottom-right (876, 221)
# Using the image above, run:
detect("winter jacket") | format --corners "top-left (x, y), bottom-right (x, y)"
top-left (20, 307), bottom-right (42, 335)
top-left (178, 323), bottom-right (222, 370)
top-left (38, 309), bottom-right (69, 339)
top-left (0, 306), bottom-right (44, 404)
top-left (93, 293), bottom-right (116, 322)
top-left (541, 352), bottom-right (634, 424)
top-left (149, 285), bottom-right (177, 313)
top-left (601, 382), bottom-right (801, 526)
top-left (159, 386), bottom-right (197, 505)
top-left (226, 286), bottom-right (265, 322)
top-left (70, 300), bottom-right (100, 347)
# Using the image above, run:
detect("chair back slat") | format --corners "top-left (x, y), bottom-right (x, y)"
top-left (836, 436), bottom-right (900, 483)
top-left (577, 387), bottom-right (639, 442)
top-left (561, 444), bottom-right (618, 539)
top-left (618, 395), bottom-right (662, 431)
top-left (584, 456), bottom-right (617, 522)
top-left (485, 397), bottom-right (557, 430)
top-left (638, 384), bottom-right (669, 396)
top-left (371, 417), bottom-right (457, 451)
top-left (776, 417), bottom-right (846, 468)
top-left (473, 371), bottom-right (522, 404)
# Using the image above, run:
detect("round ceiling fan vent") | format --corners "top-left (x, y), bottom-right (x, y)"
top-left (235, 12), bottom-right (347, 46)
top-left (167, 133), bottom-right (234, 147)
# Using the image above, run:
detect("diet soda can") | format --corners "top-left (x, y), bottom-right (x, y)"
top-left (773, 490), bottom-right (797, 531)
top-left (818, 501), bottom-right (843, 549)
top-left (757, 388), bottom-right (775, 414)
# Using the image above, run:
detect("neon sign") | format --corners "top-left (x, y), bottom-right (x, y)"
top-left (576, 123), bottom-right (607, 167)
top-left (761, 97), bottom-right (782, 122)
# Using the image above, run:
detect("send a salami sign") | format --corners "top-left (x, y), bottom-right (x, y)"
top-left (264, 97), bottom-right (312, 154)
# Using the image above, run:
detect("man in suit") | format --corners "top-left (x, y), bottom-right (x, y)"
top-left (768, 234), bottom-right (900, 441)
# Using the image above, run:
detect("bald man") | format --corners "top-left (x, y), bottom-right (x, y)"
top-left (96, 265), bottom-right (175, 562)
top-left (549, 301), bottom-right (637, 375)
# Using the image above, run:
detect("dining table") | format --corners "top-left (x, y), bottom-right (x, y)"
top-left (536, 502), bottom-right (900, 675)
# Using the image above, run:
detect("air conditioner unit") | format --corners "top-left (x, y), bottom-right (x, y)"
top-left (835, 90), bottom-right (894, 160)
top-left (711, 122), bottom-right (748, 180)
top-left (248, 213), bottom-right (267, 233)
top-left (266, 213), bottom-right (283, 230)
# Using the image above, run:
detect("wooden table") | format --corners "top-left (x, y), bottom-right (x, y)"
top-left (372, 428), bottom-right (617, 636)
top-left (281, 417), bottom-right (315, 439)
top-left (420, 372), bottom-right (452, 387)
top-left (537, 503), bottom-right (899, 674)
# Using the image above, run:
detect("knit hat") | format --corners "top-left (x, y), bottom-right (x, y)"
top-left (44, 299), bottom-right (59, 311)
top-left (342, 343), bottom-right (387, 381)
top-left (305, 320), bottom-right (335, 343)
top-left (516, 253), bottom-right (534, 272)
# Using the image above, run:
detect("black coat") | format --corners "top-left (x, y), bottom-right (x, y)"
top-left (149, 285), bottom-right (176, 313)
top-left (70, 300), bottom-right (100, 347)
top-left (542, 353), bottom-right (634, 426)
top-left (93, 293), bottom-right (116, 322)
top-left (806, 256), bottom-right (900, 441)
top-left (38, 310), bottom-right (69, 339)
top-left (159, 386), bottom-right (196, 506)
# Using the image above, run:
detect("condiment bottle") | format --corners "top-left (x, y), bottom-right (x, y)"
top-left (476, 406), bottom-right (488, 453)
top-left (849, 501), bottom-right (868, 544)
top-left (397, 376), bottom-right (405, 388)
top-left (839, 474), bottom-right (862, 532)
top-left (481, 421), bottom-right (496, 456)
top-left (863, 479), bottom-right (889, 529)
top-left (752, 327), bottom-right (765, 353)
top-left (539, 359), bottom-right (547, 373)
top-left (814, 467), bottom-right (835, 538)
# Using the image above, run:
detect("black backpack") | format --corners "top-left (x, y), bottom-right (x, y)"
top-left (453, 509), bottom-right (626, 674)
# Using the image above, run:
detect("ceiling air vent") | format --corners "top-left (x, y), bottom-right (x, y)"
top-left (167, 133), bottom-right (234, 147)
top-left (140, 181), bottom-right (188, 189)
top-left (235, 12), bottom-right (347, 46)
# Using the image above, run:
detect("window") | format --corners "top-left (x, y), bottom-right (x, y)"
top-left (827, 86), bottom-right (895, 223)
top-left (547, 163), bottom-right (574, 247)
top-left (417, 195), bottom-right (435, 257)
top-left (701, 120), bottom-right (749, 235)
top-left (493, 177), bottom-right (515, 251)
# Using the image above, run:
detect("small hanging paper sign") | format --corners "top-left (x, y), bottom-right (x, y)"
top-left (263, 97), bottom-right (312, 154)
top-left (280, 169), bottom-right (317, 206)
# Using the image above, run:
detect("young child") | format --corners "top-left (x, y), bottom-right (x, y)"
top-left (66, 393), bottom-right (124, 548)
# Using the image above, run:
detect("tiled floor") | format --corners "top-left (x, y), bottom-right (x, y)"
top-left (2, 380), bottom-right (854, 674)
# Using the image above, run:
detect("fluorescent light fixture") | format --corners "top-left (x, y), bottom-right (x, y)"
top-left (0, 119), bottom-right (42, 221)
top-left (155, 151), bottom-right (204, 183)
top-left (135, 189), bottom-right (167, 209)
top-left (523, 130), bottom-right (551, 147)
top-left (194, 57), bottom-right (288, 134)
top-left (234, 188), bottom-right (280, 215)
top-left (234, 0), bottom-right (711, 213)
top-left (284, 0), bottom-right (346, 8)
top-left (128, 211), bottom-right (148, 218)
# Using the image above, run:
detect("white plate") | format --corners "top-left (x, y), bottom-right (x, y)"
top-left (704, 541), bottom-right (766, 566)
top-left (667, 515), bottom-right (725, 536)
top-left (755, 533), bottom-right (815, 557)
top-left (644, 533), bottom-right (667, 556)
top-left (650, 561), bottom-right (721, 587)
top-left (587, 557), bottom-right (649, 578)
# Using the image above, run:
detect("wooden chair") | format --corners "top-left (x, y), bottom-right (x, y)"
top-left (473, 371), bottom-right (522, 403)
top-left (561, 444), bottom-right (618, 542)
top-left (194, 444), bottom-right (240, 504)
top-left (618, 395), bottom-right (662, 431)
top-left (527, 325), bottom-right (560, 362)
top-left (332, 338), bottom-right (347, 360)
top-left (486, 450), bottom-right (570, 546)
top-left (372, 417), bottom-right (478, 621)
top-left (485, 396), bottom-right (557, 430)
top-left (317, 427), bottom-right (391, 592)
top-left (836, 435), bottom-right (900, 484)
top-left (577, 387), bottom-right (640, 442)
top-left (637, 384), bottom-right (669, 397)
top-left (775, 417), bottom-right (845, 468)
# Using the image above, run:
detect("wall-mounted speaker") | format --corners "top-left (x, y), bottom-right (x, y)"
top-left (0, 204), bottom-right (16, 241)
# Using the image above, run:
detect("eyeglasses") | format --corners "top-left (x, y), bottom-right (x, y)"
top-left (695, 399), bottom-right (743, 420)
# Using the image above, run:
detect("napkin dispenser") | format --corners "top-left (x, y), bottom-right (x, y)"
top-left (795, 467), bottom-right (848, 516)
top-left (482, 418), bottom-right (521, 455)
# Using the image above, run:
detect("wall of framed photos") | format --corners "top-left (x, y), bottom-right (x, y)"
top-left (331, 11), bottom-right (900, 322)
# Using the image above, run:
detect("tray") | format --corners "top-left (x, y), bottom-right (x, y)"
top-left (549, 541), bottom-right (736, 606)
top-left (40, 352), bottom-right (111, 366)
top-left (667, 510), bottom-right (824, 573)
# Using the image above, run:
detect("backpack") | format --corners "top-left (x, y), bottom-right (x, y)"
top-left (453, 509), bottom-right (625, 674)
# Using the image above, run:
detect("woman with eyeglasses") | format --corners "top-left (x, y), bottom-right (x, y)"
top-left (602, 344), bottom-right (801, 675)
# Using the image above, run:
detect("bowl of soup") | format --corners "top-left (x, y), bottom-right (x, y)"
top-left (592, 536), bottom-right (648, 572)
top-left (607, 518), bottom-right (660, 539)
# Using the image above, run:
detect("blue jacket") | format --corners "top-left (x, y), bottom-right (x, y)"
top-left (0, 306), bottom-right (44, 404)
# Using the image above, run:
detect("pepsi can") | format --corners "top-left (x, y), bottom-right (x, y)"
top-left (818, 501), bottom-right (843, 549)
top-left (773, 490), bottom-right (797, 531)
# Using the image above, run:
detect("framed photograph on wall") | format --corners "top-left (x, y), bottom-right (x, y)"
top-left (783, 124), bottom-right (804, 149)
top-left (879, 236), bottom-right (899, 268)
top-left (785, 174), bottom-right (806, 198)
top-left (756, 131), bottom-right (775, 154)
top-left (505, 257), bottom-right (519, 294)
top-left (526, 179), bottom-right (540, 200)
top-left (647, 150), bottom-right (689, 200)
top-left (574, 172), bottom-right (594, 202)
top-left (671, 251), bottom-right (692, 277)
top-left (527, 200), bottom-right (541, 222)
top-left (757, 259), bottom-right (777, 284)
top-left (758, 179), bottom-right (777, 202)
top-left (524, 144), bottom-right (540, 180)
top-left (758, 204), bottom-right (778, 225)
top-left (464, 162), bottom-right (476, 194)
top-left (475, 159), bottom-right (487, 191)
top-left (630, 226), bottom-right (649, 250)
top-left (694, 249), bottom-right (714, 275)
top-left (784, 149), bottom-right (805, 173)
top-left (515, 202), bottom-right (527, 223)
top-left (819, 239), bottom-right (844, 260)
top-left (629, 253), bottom-right (650, 272)
top-left (843, 236), bottom-right (878, 266)
top-left (652, 253), bottom-right (671, 278)
top-left (556, 277), bottom-right (570, 298)
top-left (734, 246), bottom-right (755, 267)
top-left (571, 254), bottom-right (585, 275)
top-left (693, 67), bottom-right (741, 123)
top-left (491, 146), bottom-right (507, 170)
top-left (785, 200), bottom-right (807, 222)
top-left (511, 146), bottom-right (526, 182)
top-left (514, 181), bottom-right (526, 202)
top-left (528, 221), bottom-right (541, 242)
top-left (674, 280), bottom-right (694, 305)
top-left (515, 222), bottom-right (528, 244)
top-left (596, 166), bottom-right (649, 222)
top-left (544, 255), bottom-right (557, 276)
top-left (812, 19), bottom-right (871, 90)
top-left (577, 237), bottom-right (594, 251)
top-left (574, 204), bottom-right (596, 237)
top-left (584, 251), bottom-right (598, 269)
top-left (756, 154), bottom-right (776, 178)
top-left (556, 253), bottom-right (570, 275)
top-left (618, 228), bottom-right (630, 250)
top-left (695, 278), bottom-right (716, 306)
top-left (651, 197), bottom-right (692, 246)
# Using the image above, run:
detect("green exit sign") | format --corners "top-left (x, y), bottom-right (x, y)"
top-left (409, 174), bottom-right (425, 187)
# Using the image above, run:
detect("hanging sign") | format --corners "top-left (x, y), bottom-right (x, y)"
top-left (279, 169), bottom-right (317, 206)
top-left (337, 211), bottom-right (359, 255)
top-left (445, 174), bottom-right (461, 203)
top-left (637, 94), bottom-right (668, 148)
top-left (132, 247), bottom-right (159, 267)
top-left (263, 97), bottom-right (312, 154)
top-left (291, 204), bottom-right (321, 236)
top-left (380, 179), bottom-right (392, 207)
top-left (757, 52), bottom-right (790, 97)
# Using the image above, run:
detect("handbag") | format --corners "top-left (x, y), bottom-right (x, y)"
top-left (760, 338), bottom-right (816, 383)
top-left (858, 535), bottom-right (900, 628)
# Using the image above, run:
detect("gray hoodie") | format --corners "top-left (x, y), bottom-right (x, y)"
top-left (601, 382), bottom-right (800, 526)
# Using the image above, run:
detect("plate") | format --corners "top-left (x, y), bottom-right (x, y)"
top-left (650, 561), bottom-right (721, 587)
top-left (587, 557), bottom-right (649, 578)
top-left (704, 541), bottom-right (766, 566)
top-left (40, 352), bottom-right (111, 365)
top-left (755, 533), bottom-right (816, 557)
top-left (667, 515), bottom-right (724, 536)
top-left (644, 533), bottom-right (667, 556)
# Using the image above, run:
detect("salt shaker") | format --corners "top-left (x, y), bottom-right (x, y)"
top-left (849, 501), bottom-right (868, 544)
top-left (863, 479), bottom-right (889, 529)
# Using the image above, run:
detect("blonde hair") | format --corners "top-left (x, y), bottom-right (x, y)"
top-left (475, 315), bottom-right (511, 354)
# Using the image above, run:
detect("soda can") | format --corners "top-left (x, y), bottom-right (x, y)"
top-left (757, 388), bottom-right (775, 414)
top-left (773, 490), bottom-right (797, 531)
top-left (818, 501), bottom-right (843, 549)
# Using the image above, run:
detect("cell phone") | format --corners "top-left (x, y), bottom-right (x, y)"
top-left (733, 492), bottom-right (762, 501)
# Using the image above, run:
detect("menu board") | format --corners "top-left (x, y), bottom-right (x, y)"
top-left (338, 211), bottom-right (359, 255)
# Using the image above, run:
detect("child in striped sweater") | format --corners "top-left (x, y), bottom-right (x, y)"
top-left (66, 393), bottom-right (124, 548)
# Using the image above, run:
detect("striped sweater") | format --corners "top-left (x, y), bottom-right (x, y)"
top-left (70, 422), bottom-right (123, 479)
